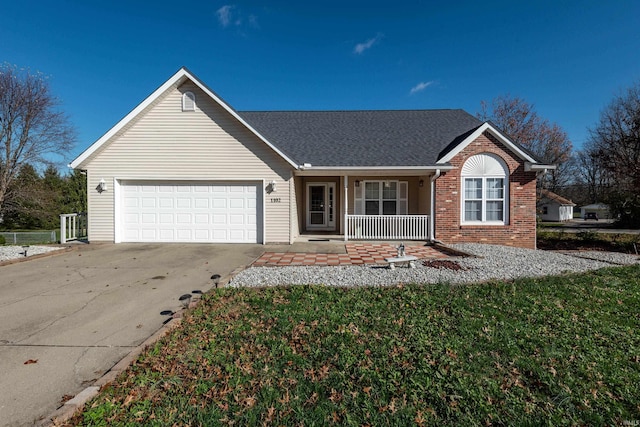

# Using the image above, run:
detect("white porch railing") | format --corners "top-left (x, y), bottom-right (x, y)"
top-left (345, 215), bottom-right (429, 241)
top-left (60, 213), bottom-right (87, 244)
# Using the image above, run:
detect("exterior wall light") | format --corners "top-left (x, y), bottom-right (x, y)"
top-left (97, 178), bottom-right (107, 193)
top-left (355, 180), bottom-right (360, 187)
top-left (269, 180), bottom-right (277, 192)
top-left (419, 179), bottom-right (424, 187)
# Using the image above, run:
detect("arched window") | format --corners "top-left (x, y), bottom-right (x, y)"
top-left (461, 153), bottom-right (508, 224)
top-left (182, 91), bottom-right (196, 111)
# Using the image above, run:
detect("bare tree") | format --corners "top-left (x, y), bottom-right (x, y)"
top-left (588, 81), bottom-right (640, 193)
top-left (0, 64), bottom-right (75, 220)
top-left (588, 80), bottom-right (640, 226)
top-left (478, 95), bottom-right (573, 191)
top-left (572, 146), bottom-right (611, 204)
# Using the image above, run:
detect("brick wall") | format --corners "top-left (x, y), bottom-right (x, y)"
top-left (434, 131), bottom-right (538, 249)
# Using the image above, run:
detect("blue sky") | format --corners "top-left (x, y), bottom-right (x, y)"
top-left (2, 1), bottom-right (639, 167)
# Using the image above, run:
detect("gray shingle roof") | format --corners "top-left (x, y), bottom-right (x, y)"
top-left (239, 110), bottom-right (483, 167)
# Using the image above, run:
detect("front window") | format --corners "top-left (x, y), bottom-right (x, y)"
top-left (464, 177), bottom-right (504, 222)
top-left (461, 153), bottom-right (508, 224)
top-left (364, 181), bottom-right (397, 215)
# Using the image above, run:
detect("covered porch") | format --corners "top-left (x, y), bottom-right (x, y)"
top-left (293, 167), bottom-right (445, 242)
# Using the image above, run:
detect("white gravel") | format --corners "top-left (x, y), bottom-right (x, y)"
top-left (230, 243), bottom-right (640, 288)
top-left (0, 245), bottom-right (63, 262)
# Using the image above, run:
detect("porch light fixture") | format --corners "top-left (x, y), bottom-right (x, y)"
top-left (269, 180), bottom-right (277, 192)
top-left (419, 179), bottom-right (424, 187)
top-left (97, 178), bottom-right (107, 193)
top-left (355, 180), bottom-right (360, 187)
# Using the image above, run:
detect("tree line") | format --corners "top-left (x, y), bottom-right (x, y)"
top-left (1, 63), bottom-right (639, 230)
top-left (0, 165), bottom-right (86, 230)
top-left (480, 82), bottom-right (640, 227)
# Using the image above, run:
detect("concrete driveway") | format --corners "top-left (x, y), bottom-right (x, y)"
top-left (0, 243), bottom-right (266, 427)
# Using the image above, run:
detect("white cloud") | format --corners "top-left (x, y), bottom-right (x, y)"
top-left (410, 81), bottom-right (434, 95)
top-left (217, 5), bottom-right (234, 27)
top-left (354, 33), bottom-right (383, 54)
top-left (217, 5), bottom-right (259, 31)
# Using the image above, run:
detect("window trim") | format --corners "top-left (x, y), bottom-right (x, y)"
top-left (357, 180), bottom-right (408, 215)
top-left (460, 154), bottom-right (509, 225)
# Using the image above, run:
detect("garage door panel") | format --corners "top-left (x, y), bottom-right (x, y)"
top-left (229, 198), bottom-right (245, 209)
top-left (194, 213), bottom-right (209, 224)
top-left (159, 198), bottom-right (174, 208)
top-left (141, 213), bottom-right (157, 224)
top-left (229, 214), bottom-right (245, 225)
top-left (194, 198), bottom-right (209, 209)
top-left (141, 229), bottom-right (158, 239)
top-left (142, 198), bottom-right (156, 208)
top-left (120, 182), bottom-right (261, 243)
top-left (176, 198), bottom-right (191, 209)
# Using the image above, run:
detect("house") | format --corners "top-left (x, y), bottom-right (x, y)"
top-left (538, 189), bottom-right (575, 222)
top-left (69, 67), bottom-right (554, 249)
top-left (580, 203), bottom-right (611, 220)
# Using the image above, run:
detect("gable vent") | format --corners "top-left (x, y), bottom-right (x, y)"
top-left (182, 91), bottom-right (196, 111)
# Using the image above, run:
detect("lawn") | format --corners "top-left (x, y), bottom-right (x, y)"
top-left (71, 266), bottom-right (640, 426)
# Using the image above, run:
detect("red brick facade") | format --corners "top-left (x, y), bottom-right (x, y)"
top-left (434, 131), bottom-right (538, 249)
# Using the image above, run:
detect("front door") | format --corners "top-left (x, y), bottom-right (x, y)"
top-left (306, 183), bottom-right (336, 230)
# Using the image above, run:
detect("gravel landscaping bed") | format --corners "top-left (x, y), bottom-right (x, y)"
top-left (0, 245), bottom-right (63, 262)
top-left (230, 243), bottom-right (640, 288)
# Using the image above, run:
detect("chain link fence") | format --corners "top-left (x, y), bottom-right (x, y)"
top-left (0, 231), bottom-right (58, 245)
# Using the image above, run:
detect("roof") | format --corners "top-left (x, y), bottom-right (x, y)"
top-left (239, 110), bottom-right (484, 167)
top-left (70, 67), bottom-right (553, 171)
top-left (540, 189), bottom-right (576, 206)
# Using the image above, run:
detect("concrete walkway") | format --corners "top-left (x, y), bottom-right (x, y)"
top-left (0, 243), bottom-right (265, 427)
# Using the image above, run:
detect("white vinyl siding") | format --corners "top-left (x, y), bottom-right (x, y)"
top-left (82, 82), bottom-right (292, 243)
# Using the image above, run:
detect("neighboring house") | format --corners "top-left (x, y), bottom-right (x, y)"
top-left (538, 189), bottom-right (575, 222)
top-left (580, 203), bottom-right (611, 220)
top-left (69, 68), bottom-right (554, 249)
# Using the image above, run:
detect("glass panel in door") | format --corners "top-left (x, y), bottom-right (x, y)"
top-left (309, 185), bottom-right (326, 225)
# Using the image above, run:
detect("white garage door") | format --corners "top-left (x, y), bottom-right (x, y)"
top-left (120, 181), bottom-right (261, 243)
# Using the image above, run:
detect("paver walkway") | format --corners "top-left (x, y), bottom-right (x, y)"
top-left (253, 243), bottom-right (449, 266)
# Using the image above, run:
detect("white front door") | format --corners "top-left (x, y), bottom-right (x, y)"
top-left (306, 183), bottom-right (336, 230)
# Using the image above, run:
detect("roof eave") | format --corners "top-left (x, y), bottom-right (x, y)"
top-left (294, 165), bottom-right (454, 176)
top-left (438, 122), bottom-right (544, 165)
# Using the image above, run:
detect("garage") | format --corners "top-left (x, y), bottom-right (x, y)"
top-left (118, 181), bottom-right (262, 243)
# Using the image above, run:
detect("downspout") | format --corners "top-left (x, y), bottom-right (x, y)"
top-left (429, 169), bottom-right (442, 244)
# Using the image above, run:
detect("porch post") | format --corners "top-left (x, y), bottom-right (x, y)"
top-left (344, 175), bottom-right (349, 241)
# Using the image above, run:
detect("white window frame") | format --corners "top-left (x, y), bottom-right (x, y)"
top-left (182, 91), bottom-right (196, 112)
top-left (355, 180), bottom-right (408, 215)
top-left (461, 154), bottom-right (509, 225)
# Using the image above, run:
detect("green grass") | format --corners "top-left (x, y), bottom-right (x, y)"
top-left (73, 266), bottom-right (640, 426)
